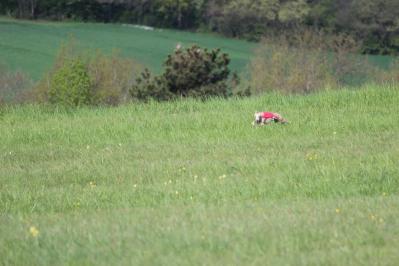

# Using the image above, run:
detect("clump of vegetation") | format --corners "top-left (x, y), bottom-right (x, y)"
top-left (87, 50), bottom-right (142, 105)
top-left (0, 64), bottom-right (33, 104)
top-left (130, 69), bottom-right (174, 101)
top-left (35, 38), bottom-right (143, 106)
top-left (48, 58), bottom-right (92, 106)
top-left (130, 45), bottom-right (237, 101)
top-left (248, 29), bottom-right (374, 94)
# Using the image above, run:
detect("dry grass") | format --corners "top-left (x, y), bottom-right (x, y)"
top-left (33, 38), bottom-right (143, 105)
top-left (248, 30), bottom-right (375, 94)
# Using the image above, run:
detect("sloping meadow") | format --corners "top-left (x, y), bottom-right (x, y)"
top-left (1, 85), bottom-right (399, 265)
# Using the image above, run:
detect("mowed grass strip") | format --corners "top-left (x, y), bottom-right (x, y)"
top-left (1, 85), bottom-right (399, 265)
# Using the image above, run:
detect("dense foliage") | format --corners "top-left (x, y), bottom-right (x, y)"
top-left (130, 45), bottom-right (234, 101)
top-left (1, 0), bottom-right (398, 55)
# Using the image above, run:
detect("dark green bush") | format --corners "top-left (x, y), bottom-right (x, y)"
top-left (129, 69), bottom-right (173, 101)
top-left (130, 45), bottom-right (235, 101)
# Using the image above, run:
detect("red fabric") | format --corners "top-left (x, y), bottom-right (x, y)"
top-left (261, 112), bottom-right (277, 119)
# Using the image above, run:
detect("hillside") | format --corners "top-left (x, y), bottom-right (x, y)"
top-left (0, 17), bottom-right (396, 82)
top-left (0, 17), bottom-right (255, 80)
top-left (1, 85), bottom-right (398, 265)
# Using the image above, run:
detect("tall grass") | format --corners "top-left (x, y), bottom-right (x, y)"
top-left (1, 85), bottom-right (398, 265)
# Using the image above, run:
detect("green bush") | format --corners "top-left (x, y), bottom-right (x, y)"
top-left (48, 58), bottom-right (92, 106)
top-left (130, 45), bottom-right (235, 101)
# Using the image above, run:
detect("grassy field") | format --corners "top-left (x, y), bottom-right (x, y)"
top-left (0, 17), bottom-right (255, 80)
top-left (1, 84), bottom-right (399, 265)
top-left (0, 17), bottom-right (396, 82)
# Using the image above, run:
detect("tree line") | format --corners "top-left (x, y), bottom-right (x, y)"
top-left (1, 0), bottom-right (398, 55)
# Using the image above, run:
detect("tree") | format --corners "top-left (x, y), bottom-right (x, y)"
top-left (154, 0), bottom-right (205, 29)
top-left (15, 0), bottom-right (37, 18)
top-left (130, 45), bottom-right (233, 100)
top-left (343, 0), bottom-right (399, 54)
top-left (307, 0), bottom-right (399, 54)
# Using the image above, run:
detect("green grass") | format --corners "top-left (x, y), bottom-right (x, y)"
top-left (0, 17), bottom-right (255, 80)
top-left (1, 84), bottom-right (399, 265)
top-left (0, 17), bottom-right (396, 82)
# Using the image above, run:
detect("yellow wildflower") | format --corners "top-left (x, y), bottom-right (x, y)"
top-left (29, 226), bottom-right (39, 237)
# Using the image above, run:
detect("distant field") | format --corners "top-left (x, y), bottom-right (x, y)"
top-left (1, 85), bottom-right (398, 265)
top-left (0, 17), bottom-right (397, 82)
top-left (0, 17), bottom-right (256, 80)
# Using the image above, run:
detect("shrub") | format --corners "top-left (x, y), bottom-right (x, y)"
top-left (48, 58), bottom-right (92, 106)
top-left (248, 30), bottom-right (373, 94)
top-left (130, 45), bottom-right (235, 101)
top-left (130, 69), bottom-right (173, 101)
top-left (87, 50), bottom-right (143, 105)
